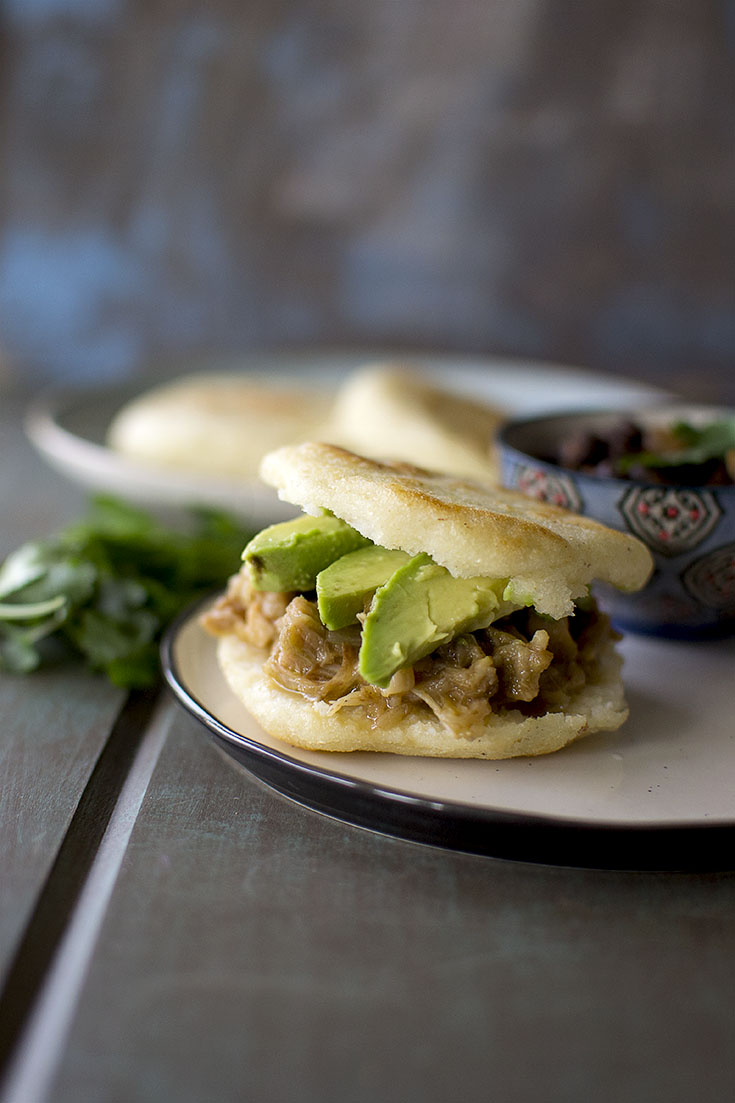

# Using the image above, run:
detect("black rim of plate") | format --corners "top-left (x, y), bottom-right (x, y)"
top-left (160, 606), bottom-right (735, 874)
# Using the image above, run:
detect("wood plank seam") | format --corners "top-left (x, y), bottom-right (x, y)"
top-left (0, 687), bottom-right (162, 1090)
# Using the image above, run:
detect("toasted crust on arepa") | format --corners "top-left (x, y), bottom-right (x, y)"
top-left (216, 632), bottom-right (628, 759)
top-left (259, 442), bottom-right (653, 619)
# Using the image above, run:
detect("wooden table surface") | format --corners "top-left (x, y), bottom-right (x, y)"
top-left (2, 379), bottom-right (735, 1103)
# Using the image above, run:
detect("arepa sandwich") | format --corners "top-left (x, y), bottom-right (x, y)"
top-left (203, 443), bottom-right (653, 759)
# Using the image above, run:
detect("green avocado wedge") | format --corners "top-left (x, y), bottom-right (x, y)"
top-left (316, 545), bottom-right (411, 630)
top-left (243, 514), bottom-right (371, 592)
top-left (359, 554), bottom-right (512, 688)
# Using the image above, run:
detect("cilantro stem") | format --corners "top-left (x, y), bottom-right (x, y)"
top-left (0, 596), bottom-right (67, 620)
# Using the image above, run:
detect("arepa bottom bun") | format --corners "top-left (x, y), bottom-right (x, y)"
top-left (215, 633), bottom-right (628, 760)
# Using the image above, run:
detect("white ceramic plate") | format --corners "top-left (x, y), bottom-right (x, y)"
top-left (163, 602), bottom-right (735, 871)
top-left (25, 349), bottom-right (666, 527)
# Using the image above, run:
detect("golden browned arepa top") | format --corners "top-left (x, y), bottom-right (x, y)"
top-left (259, 442), bottom-right (653, 619)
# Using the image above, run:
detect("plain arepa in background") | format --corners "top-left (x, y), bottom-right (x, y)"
top-left (106, 363), bottom-right (506, 484)
top-left (106, 373), bottom-right (334, 477)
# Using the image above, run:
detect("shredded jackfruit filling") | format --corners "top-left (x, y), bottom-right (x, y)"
top-left (203, 573), bottom-right (616, 736)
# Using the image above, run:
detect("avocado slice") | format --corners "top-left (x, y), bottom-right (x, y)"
top-left (359, 554), bottom-right (510, 687)
top-left (243, 514), bottom-right (371, 591)
top-left (317, 545), bottom-right (411, 630)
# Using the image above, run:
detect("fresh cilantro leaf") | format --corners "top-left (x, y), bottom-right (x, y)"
top-left (11, 559), bottom-right (97, 607)
top-left (618, 417), bottom-right (735, 473)
top-left (0, 543), bottom-right (53, 598)
top-left (69, 607), bottom-right (159, 666)
top-left (669, 419), bottom-right (735, 465)
top-left (0, 632), bottom-right (43, 674)
top-left (0, 496), bottom-right (254, 687)
top-left (105, 644), bottom-right (163, 689)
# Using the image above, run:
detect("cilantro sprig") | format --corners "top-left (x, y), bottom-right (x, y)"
top-left (617, 417), bottom-right (735, 475)
top-left (0, 497), bottom-right (253, 688)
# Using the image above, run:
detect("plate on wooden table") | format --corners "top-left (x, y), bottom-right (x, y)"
top-left (162, 598), bottom-right (735, 872)
top-left (24, 349), bottom-right (665, 527)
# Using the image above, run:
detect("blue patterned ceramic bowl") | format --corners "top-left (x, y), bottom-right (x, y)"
top-left (498, 406), bottom-right (735, 639)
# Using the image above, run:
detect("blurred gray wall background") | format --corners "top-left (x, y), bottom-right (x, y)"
top-left (0, 0), bottom-right (733, 397)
